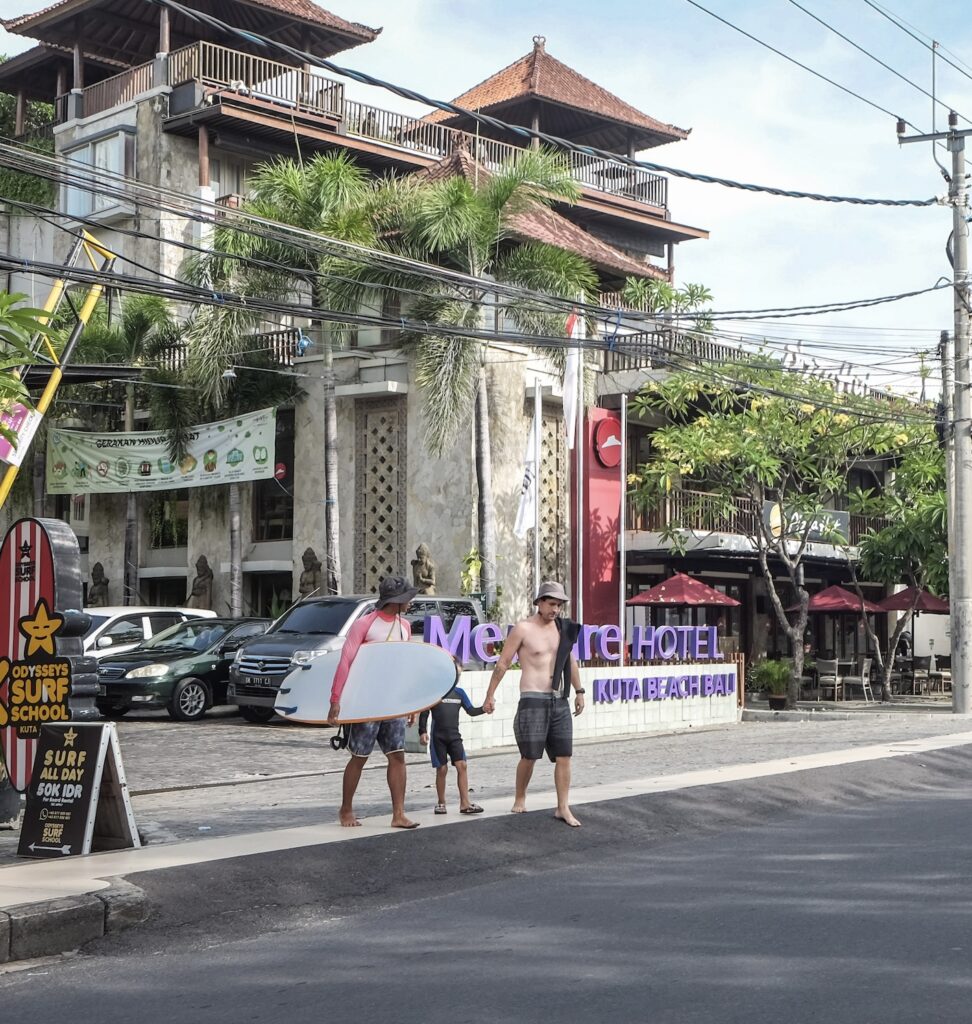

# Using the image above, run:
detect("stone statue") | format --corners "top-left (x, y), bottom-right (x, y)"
top-left (186, 555), bottom-right (214, 610)
top-left (88, 562), bottom-right (110, 607)
top-left (411, 543), bottom-right (436, 595)
top-left (298, 547), bottom-right (323, 599)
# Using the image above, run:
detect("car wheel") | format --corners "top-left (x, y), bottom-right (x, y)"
top-left (167, 677), bottom-right (210, 722)
top-left (238, 705), bottom-right (276, 723)
top-left (96, 702), bottom-right (130, 719)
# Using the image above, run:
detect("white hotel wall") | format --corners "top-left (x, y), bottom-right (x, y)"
top-left (441, 663), bottom-right (739, 753)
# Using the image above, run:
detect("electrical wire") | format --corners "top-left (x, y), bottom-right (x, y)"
top-left (863, 0), bottom-right (972, 86)
top-left (143, 0), bottom-right (937, 208)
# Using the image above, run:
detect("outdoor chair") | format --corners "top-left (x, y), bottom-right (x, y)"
top-left (910, 655), bottom-right (932, 695)
top-left (929, 655), bottom-right (951, 693)
top-left (843, 657), bottom-right (874, 702)
top-left (816, 658), bottom-right (843, 702)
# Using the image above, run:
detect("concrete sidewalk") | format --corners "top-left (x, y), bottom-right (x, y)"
top-left (2, 708), bottom-right (972, 964)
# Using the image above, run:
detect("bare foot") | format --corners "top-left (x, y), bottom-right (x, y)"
top-left (511, 801), bottom-right (527, 813)
top-left (339, 810), bottom-right (362, 827)
top-left (554, 810), bottom-right (581, 828)
top-left (391, 816), bottom-right (420, 829)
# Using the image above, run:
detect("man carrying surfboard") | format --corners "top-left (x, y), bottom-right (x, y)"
top-left (327, 575), bottom-right (421, 829)
top-left (482, 581), bottom-right (585, 827)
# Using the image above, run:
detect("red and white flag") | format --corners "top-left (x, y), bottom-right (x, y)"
top-left (563, 312), bottom-right (582, 450)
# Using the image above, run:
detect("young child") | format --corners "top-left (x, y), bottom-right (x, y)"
top-left (418, 664), bottom-right (486, 815)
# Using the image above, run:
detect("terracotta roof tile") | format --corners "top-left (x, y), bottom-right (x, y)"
top-left (424, 38), bottom-right (687, 143)
top-left (3, 0), bottom-right (378, 44)
top-left (417, 151), bottom-right (665, 281)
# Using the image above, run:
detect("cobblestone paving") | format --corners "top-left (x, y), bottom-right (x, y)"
top-left (3, 707), bottom-right (971, 860)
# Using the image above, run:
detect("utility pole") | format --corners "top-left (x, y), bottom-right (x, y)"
top-left (899, 112), bottom-right (972, 714)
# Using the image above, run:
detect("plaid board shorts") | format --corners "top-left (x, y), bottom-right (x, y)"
top-left (347, 717), bottom-right (407, 758)
top-left (513, 693), bottom-right (573, 762)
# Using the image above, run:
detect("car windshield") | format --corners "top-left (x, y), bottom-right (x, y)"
top-left (142, 620), bottom-right (232, 652)
top-left (84, 615), bottom-right (109, 636)
top-left (273, 599), bottom-right (364, 635)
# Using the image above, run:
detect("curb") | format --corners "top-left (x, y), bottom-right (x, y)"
top-left (0, 879), bottom-right (147, 964)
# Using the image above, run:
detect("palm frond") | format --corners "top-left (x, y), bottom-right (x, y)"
top-left (414, 331), bottom-right (480, 455)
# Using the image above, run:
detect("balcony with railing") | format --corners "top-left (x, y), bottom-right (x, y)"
top-left (627, 486), bottom-right (888, 550)
top-left (154, 41), bottom-right (669, 213)
top-left (56, 59), bottom-right (155, 121)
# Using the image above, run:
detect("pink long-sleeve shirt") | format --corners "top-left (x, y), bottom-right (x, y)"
top-left (330, 609), bottom-right (411, 703)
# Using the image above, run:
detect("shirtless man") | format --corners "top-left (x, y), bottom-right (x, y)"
top-left (483, 581), bottom-right (585, 827)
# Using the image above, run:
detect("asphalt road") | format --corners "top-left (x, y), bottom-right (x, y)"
top-left (3, 743), bottom-right (972, 1023)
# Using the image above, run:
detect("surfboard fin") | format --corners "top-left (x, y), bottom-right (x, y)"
top-left (276, 706), bottom-right (297, 716)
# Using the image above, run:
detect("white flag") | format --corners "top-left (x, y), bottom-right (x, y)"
top-left (563, 312), bottom-right (582, 450)
top-left (514, 414), bottom-right (538, 540)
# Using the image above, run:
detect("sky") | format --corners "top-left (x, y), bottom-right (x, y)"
top-left (1, 0), bottom-right (970, 395)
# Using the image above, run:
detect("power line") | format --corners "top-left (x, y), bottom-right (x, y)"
top-left (143, 0), bottom-right (937, 208)
top-left (863, 0), bottom-right (972, 86)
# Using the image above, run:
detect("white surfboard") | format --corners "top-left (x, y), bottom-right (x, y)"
top-left (274, 641), bottom-right (459, 725)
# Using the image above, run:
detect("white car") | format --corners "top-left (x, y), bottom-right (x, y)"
top-left (83, 606), bottom-right (218, 659)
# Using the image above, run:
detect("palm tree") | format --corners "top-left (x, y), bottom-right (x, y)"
top-left (184, 152), bottom-right (413, 595)
top-left (68, 295), bottom-right (179, 603)
top-left (380, 148), bottom-right (598, 607)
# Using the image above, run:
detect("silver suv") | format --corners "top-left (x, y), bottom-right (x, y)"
top-left (227, 594), bottom-right (485, 723)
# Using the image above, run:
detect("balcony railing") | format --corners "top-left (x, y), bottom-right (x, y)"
top-left (60, 60), bottom-right (156, 120)
top-left (603, 328), bottom-right (741, 374)
top-left (162, 42), bottom-right (668, 211)
top-left (629, 486), bottom-right (888, 547)
top-left (155, 326), bottom-right (300, 373)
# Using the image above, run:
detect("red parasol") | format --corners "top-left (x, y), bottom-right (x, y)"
top-left (876, 586), bottom-right (949, 614)
top-left (788, 584), bottom-right (882, 614)
top-left (627, 572), bottom-right (740, 607)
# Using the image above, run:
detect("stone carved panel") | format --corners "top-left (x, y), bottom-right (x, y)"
top-left (354, 398), bottom-right (407, 593)
top-left (539, 412), bottom-right (569, 585)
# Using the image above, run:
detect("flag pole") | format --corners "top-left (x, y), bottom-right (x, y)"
top-left (533, 376), bottom-right (542, 593)
top-left (576, 315), bottom-right (585, 627)
top-left (619, 394), bottom-right (627, 667)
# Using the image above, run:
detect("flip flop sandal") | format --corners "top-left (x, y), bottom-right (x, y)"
top-left (460, 804), bottom-right (484, 814)
top-left (434, 804), bottom-right (447, 814)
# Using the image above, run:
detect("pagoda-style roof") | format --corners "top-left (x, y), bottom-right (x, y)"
top-left (418, 150), bottom-right (666, 282)
top-left (0, 44), bottom-right (124, 101)
top-left (2, 0), bottom-right (379, 67)
top-left (423, 37), bottom-right (689, 153)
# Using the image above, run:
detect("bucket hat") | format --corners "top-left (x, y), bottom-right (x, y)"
top-left (534, 580), bottom-right (569, 604)
top-left (376, 574), bottom-right (420, 610)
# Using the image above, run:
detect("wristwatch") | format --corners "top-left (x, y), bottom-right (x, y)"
top-left (575, 688), bottom-right (586, 695)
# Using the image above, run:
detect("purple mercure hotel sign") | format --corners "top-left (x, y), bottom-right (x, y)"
top-left (424, 617), bottom-right (736, 705)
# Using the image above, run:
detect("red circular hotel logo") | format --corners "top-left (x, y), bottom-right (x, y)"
top-left (593, 417), bottom-right (622, 468)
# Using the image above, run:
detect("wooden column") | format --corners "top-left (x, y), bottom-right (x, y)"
top-left (14, 90), bottom-right (25, 137)
top-left (55, 65), bottom-right (66, 97)
top-left (159, 5), bottom-right (170, 53)
top-left (531, 103), bottom-right (540, 150)
top-left (198, 125), bottom-right (209, 188)
top-left (72, 39), bottom-right (84, 91)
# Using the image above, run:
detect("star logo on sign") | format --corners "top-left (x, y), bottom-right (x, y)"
top-left (18, 599), bottom-right (64, 656)
top-left (18, 540), bottom-right (31, 561)
top-left (62, 727), bottom-right (77, 748)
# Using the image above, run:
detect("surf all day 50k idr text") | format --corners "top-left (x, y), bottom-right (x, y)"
top-left (424, 618), bottom-right (724, 667)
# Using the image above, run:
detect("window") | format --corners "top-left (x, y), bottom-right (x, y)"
top-left (148, 491), bottom-right (189, 549)
top-left (148, 613), bottom-right (186, 634)
top-left (404, 599), bottom-right (439, 639)
top-left (380, 292), bottom-right (401, 347)
top-left (100, 615), bottom-right (146, 648)
top-left (63, 131), bottom-right (134, 218)
top-left (253, 410), bottom-right (293, 541)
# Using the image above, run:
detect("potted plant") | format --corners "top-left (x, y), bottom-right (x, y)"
top-left (751, 658), bottom-right (791, 710)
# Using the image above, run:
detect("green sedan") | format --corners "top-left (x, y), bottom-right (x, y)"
top-left (96, 617), bottom-right (271, 721)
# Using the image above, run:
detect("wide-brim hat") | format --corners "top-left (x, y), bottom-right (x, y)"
top-left (534, 580), bottom-right (569, 604)
top-left (376, 575), bottom-right (420, 610)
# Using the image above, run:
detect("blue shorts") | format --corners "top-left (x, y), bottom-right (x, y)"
top-left (347, 717), bottom-right (407, 758)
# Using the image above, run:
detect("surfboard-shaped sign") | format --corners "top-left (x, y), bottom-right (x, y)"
top-left (274, 641), bottom-right (459, 725)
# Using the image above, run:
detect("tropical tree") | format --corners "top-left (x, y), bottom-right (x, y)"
top-left (357, 148), bottom-right (599, 606)
top-left (183, 151), bottom-right (413, 594)
top-left (75, 295), bottom-right (180, 603)
top-left (629, 358), bottom-right (933, 708)
top-left (851, 445), bottom-right (947, 700)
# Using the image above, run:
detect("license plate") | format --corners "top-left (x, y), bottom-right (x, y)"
top-left (254, 676), bottom-right (274, 687)
top-left (98, 684), bottom-right (106, 695)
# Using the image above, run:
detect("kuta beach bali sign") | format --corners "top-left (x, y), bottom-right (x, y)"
top-left (46, 407), bottom-right (277, 494)
top-left (425, 617), bottom-right (737, 703)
